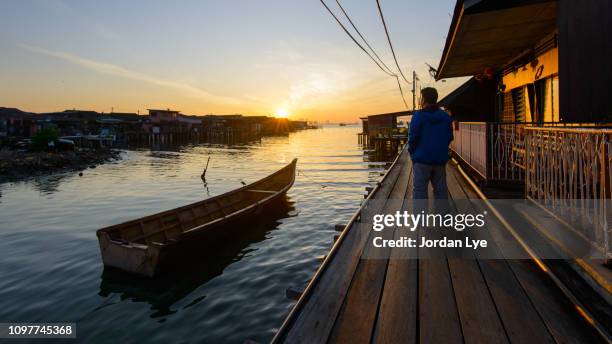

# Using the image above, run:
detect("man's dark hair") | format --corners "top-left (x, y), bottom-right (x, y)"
top-left (420, 87), bottom-right (438, 105)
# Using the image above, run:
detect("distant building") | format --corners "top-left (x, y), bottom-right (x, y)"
top-left (360, 111), bottom-right (412, 138)
top-left (0, 107), bottom-right (311, 145)
top-left (0, 107), bottom-right (37, 137)
top-left (290, 120), bottom-right (308, 130)
top-left (103, 112), bottom-right (145, 123)
top-left (148, 109), bottom-right (180, 123)
top-left (96, 112), bottom-right (148, 141)
top-left (41, 109), bottom-right (99, 121)
top-left (38, 110), bottom-right (101, 136)
top-left (177, 114), bottom-right (203, 128)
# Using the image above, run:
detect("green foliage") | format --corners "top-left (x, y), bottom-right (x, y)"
top-left (31, 128), bottom-right (59, 151)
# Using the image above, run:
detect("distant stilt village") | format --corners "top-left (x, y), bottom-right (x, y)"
top-left (0, 107), bottom-right (318, 179)
top-left (0, 107), bottom-right (318, 148)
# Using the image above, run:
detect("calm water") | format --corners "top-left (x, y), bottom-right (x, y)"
top-left (0, 126), bottom-right (392, 343)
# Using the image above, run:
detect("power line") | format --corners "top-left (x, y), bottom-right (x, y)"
top-left (334, 0), bottom-right (395, 76)
top-left (394, 75), bottom-right (410, 109)
top-left (319, 0), bottom-right (394, 77)
top-left (375, 0), bottom-right (412, 84)
top-left (332, 0), bottom-right (409, 108)
top-left (319, 0), bottom-right (409, 109)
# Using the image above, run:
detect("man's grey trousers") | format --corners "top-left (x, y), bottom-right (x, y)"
top-left (412, 162), bottom-right (448, 199)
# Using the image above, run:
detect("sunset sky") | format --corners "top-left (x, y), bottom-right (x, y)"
top-left (0, 0), bottom-right (465, 121)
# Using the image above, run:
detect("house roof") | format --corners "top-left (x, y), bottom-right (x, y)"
top-left (0, 107), bottom-right (38, 120)
top-left (436, 0), bottom-right (557, 79)
top-left (148, 109), bottom-right (180, 114)
top-left (99, 113), bottom-right (145, 123)
top-left (438, 77), bottom-right (476, 108)
top-left (360, 111), bottom-right (413, 120)
top-left (40, 110), bottom-right (100, 121)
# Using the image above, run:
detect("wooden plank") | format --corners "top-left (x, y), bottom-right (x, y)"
top-left (371, 163), bottom-right (417, 344)
top-left (447, 259), bottom-right (509, 344)
top-left (449, 166), bottom-right (601, 343)
top-left (468, 192), bottom-right (601, 342)
top-left (445, 171), bottom-right (509, 344)
top-left (414, 165), bottom-right (461, 341)
top-left (327, 154), bottom-right (413, 343)
top-left (518, 204), bottom-right (612, 297)
top-left (282, 150), bottom-right (409, 344)
top-left (415, 164), bottom-right (461, 344)
top-left (447, 166), bottom-right (556, 344)
top-left (372, 251), bottom-right (417, 344)
top-left (506, 259), bottom-right (603, 343)
top-left (477, 259), bottom-right (557, 344)
top-left (509, 260), bottom-right (601, 343)
top-left (419, 258), bottom-right (463, 344)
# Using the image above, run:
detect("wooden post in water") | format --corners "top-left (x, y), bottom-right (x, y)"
top-left (201, 157), bottom-right (211, 180)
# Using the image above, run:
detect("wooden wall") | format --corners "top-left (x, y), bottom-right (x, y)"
top-left (503, 48), bottom-right (558, 91)
top-left (367, 115), bottom-right (396, 135)
top-left (441, 78), bottom-right (497, 122)
top-left (558, 0), bottom-right (612, 122)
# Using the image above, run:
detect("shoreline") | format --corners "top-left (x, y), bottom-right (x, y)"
top-left (0, 148), bottom-right (122, 182)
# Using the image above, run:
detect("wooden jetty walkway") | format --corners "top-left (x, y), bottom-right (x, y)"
top-left (272, 148), bottom-right (609, 344)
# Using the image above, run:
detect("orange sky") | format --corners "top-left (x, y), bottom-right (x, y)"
top-left (0, 1), bottom-right (466, 122)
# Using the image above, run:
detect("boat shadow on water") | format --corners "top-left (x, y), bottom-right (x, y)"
top-left (97, 195), bottom-right (296, 318)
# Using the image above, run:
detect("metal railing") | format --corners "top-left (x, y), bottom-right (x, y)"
top-left (488, 123), bottom-right (526, 182)
top-left (452, 122), bottom-right (611, 183)
top-left (451, 122), bottom-right (487, 178)
top-left (451, 122), bottom-right (525, 182)
top-left (524, 127), bottom-right (612, 262)
top-left (452, 122), bottom-right (612, 260)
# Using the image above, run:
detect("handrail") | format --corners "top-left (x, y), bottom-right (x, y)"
top-left (524, 126), bottom-right (612, 134)
top-left (455, 121), bottom-right (612, 126)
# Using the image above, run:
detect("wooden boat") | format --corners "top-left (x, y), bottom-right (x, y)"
top-left (96, 158), bottom-right (297, 277)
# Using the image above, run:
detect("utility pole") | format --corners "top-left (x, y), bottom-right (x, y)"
top-left (419, 85), bottom-right (422, 109)
top-left (412, 70), bottom-right (416, 111)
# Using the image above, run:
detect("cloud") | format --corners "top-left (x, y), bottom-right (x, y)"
top-left (19, 44), bottom-right (243, 106)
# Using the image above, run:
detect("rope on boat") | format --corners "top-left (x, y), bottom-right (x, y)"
top-left (297, 169), bottom-right (327, 188)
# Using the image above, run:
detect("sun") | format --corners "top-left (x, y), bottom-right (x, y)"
top-left (275, 108), bottom-right (289, 118)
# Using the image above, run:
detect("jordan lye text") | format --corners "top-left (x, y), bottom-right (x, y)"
top-left (370, 210), bottom-right (489, 250)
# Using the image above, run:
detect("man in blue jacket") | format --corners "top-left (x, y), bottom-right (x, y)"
top-left (408, 87), bottom-right (453, 199)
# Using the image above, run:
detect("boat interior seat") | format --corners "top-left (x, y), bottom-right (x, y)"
top-left (247, 189), bottom-right (278, 194)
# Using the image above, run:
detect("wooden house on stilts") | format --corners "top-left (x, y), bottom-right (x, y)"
top-left (436, 0), bottom-right (612, 262)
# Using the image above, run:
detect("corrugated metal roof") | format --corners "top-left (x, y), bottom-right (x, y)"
top-left (436, 0), bottom-right (557, 79)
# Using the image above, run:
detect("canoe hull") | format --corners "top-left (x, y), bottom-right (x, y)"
top-left (97, 159), bottom-right (297, 277)
top-left (98, 231), bottom-right (163, 277)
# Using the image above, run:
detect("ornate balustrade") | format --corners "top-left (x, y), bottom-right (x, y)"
top-left (525, 127), bottom-right (612, 262)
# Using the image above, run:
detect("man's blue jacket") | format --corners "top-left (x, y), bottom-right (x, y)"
top-left (408, 106), bottom-right (453, 165)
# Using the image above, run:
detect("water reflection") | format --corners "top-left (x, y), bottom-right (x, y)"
top-left (32, 174), bottom-right (73, 195)
top-left (148, 151), bottom-right (183, 160)
top-left (0, 126), bottom-right (395, 343)
top-left (98, 196), bottom-right (295, 318)
top-left (201, 180), bottom-right (211, 197)
top-left (125, 136), bottom-right (263, 152)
